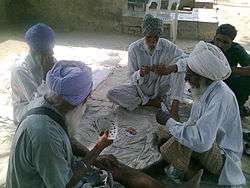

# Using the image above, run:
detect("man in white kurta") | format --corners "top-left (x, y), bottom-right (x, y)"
top-left (107, 14), bottom-right (186, 118)
top-left (11, 23), bottom-right (55, 125)
top-left (159, 41), bottom-right (246, 187)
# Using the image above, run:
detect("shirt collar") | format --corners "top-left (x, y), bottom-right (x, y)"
top-left (139, 38), bottom-right (163, 52)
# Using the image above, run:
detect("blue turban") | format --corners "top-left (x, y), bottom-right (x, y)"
top-left (25, 23), bottom-right (55, 53)
top-left (46, 60), bottom-right (93, 106)
top-left (142, 14), bottom-right (163, 37)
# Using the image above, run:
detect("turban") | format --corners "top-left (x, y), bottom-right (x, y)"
top-left (187, 41), bottom-right (231, 81)
top-left (142, 14), bottom-right (163, 37)
top-left (46, 60), bottom-right (93, 106)
top-left (25, 23), bottom-right (55, 53)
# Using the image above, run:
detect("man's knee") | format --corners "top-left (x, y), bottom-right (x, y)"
top-left (160, 138), bottom-right (192, 171)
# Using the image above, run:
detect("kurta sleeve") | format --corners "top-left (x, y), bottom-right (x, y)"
top-left (128, 46), bottom-right (144, 85)
top-left (167, 97), bottom-right (226, 153)
top-left (176, 58), bottom-right (188, 73)
top-left (169, 71), bottom-right (185, 101)
top-left (165, 42), bottom-right (187, 65)
top-left (31, 124), bottom-right (73, 188)
top-left (163, 42), bottom-right (187, 101)
top-left (11, 68), bottom-right (38, 123)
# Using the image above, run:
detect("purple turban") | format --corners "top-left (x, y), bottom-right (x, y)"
top-left (46, 60), bottom-right (93, 106)
top-left (25, 23), bottom-right (55, 53)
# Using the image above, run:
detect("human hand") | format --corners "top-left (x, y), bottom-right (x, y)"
top-left (96, 132), bottom-right (113, 149)
top-left (139, 65), bottom-right (151, 77)
top-left (41, 55), bottom-right (55, 79)
top-left (153, 64), bottom-right (177, 76)
top-left (155, 109), bottom-right (171, 125)
top-left (170, 112), bottom-right (179, 121)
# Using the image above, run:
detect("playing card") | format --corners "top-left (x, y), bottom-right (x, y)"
top-left (108, 126), bottom-right (118, 140)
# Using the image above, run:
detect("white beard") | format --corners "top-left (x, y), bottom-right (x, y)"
top-left (189, 79), bottom-right (208, 101)
top-left (143, 40), bottom-right (155, 55)
top-left (65, 104), bottom-right (87, 136)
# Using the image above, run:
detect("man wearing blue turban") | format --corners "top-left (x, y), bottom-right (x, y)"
top-left (11, 23), bottom-right (56, 125)
top-left (7, 60), bottom-right (115, 188)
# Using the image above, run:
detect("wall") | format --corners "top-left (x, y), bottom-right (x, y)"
top-left (21, 0), bottom-right (127, 32)
top-left (0, 0), bottom-right (7, 25)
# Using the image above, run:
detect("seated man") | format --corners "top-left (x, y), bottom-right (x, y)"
top-left (157, 41), bottom-right (246, 187)
top-left (211, 24), bottom-right (250, 115)
top-left (6, 61), bottom-right (113, 188)
top-left (107, 14), bottom-right (186, 119)
top-left (11, 23), bottom-right (56, 125)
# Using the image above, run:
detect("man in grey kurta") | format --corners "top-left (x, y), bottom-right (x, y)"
top-left (11, 23), bottom-right (55, 125)
top-left (158, 41), bottom-right (246, 186)
top-left (107, 14), bottom-right (186, 119)
top-left (6, 61), bottom-right (112, 188)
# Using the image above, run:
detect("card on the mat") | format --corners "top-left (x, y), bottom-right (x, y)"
top-left (108, 125), bottom-right (118, 140)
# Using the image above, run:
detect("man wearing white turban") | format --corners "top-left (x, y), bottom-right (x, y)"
top-left (107, 14), bottom-right (186, 119)
top-left (6, 61), bottom-right (113, 188)
top-left (155, 41), bottom-right (246, 187)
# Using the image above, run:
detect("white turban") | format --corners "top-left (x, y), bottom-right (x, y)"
top-left (187, 41), bottom-right (231, 81)
top-left (46, 60), bottom-right (93, 106)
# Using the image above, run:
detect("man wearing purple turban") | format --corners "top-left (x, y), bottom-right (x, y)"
top-left (11, 23), bottom-right (56, 125)
top-left (7, 60), bottom-right (115, 188)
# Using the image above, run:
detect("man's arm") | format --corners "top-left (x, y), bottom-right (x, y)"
top-left (168, 69), bottom-right (186, 119)
top-left (128, 47), bottom-right (145, 85)
top-left (166, 98), bottom-right (227, 153)
top-left (70, 137), bottom-right (90, 158)
top-left (83, 133), bottom-right (112, 165)
top-left (238, 45), bottom-right (250, 67)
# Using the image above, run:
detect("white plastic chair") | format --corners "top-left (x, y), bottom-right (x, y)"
top-left (146, 0), bottom-right (181, 43)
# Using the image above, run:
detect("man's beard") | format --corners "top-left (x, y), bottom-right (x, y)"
top-left (189, 79), bottom-right (208, 101)
top-left (65, 104), bottom-right (87, 136)
top-left (143, 40), bottom-right (155, 55)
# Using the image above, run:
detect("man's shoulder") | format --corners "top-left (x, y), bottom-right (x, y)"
top-left (20, 102), bottom-right (65, 140)
top-left (22, 114), bottom-right (65, 144)
top-left (11, 58), bottom-right (30, 79)
top-left (211, 81), bottom-right (236, 102)
top-left (129, 38), bottom-right (144, 50)
top-left (158, 38), bottom-right (173, 45)
top-left (230, 42), bottom-right (245, 52)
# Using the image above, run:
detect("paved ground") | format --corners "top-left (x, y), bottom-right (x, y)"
top-left (0, 2), bottom-right (250, 188)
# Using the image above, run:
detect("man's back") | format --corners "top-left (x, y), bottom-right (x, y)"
top-left (225, 42), bottom-right (250, 67)
top-left (6, 98), bottom-right (73, 188)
